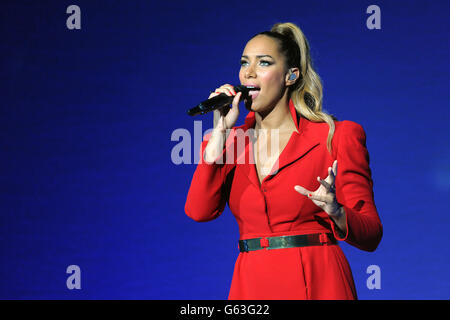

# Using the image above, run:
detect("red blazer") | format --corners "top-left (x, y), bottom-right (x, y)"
top-left (185, 100), bottom-right (382, 300)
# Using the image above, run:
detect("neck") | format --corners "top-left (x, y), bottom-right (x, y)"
top-left (254, 91), bottom-right (297, 133)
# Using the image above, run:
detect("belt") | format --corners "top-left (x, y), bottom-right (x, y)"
top-left (238, 232), bottom-right (337, 252)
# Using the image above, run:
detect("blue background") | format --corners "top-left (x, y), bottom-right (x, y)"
top-left (1, 0), bottom-right (449, 299)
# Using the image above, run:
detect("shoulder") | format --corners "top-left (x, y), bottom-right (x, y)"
top-left (335, 120), bottom-right (366, 139)
top-left (303, 117), bottom-right (366, 139)
top-left (333, 120), bottom-right (369, 156)
top-left (303, 118), bottom-right (368, 157)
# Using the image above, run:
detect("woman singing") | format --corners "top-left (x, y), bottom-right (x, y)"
top-left (185, 22), bottom-right (382, 300)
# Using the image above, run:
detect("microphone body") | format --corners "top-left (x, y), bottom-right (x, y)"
top-left (187, 85), bottom-right (260, 116)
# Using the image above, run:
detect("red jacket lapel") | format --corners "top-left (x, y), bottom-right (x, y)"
top-left (238, 99), bottom-right (321, 188)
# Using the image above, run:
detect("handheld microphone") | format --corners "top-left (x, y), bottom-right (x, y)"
top-left (187, 85), bottom-right (260, 116)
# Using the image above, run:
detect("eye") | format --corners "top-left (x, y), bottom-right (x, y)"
top-left (240, 60), bottom-right (272, 66)
top-left (259, 60), bottom-right (272, 66)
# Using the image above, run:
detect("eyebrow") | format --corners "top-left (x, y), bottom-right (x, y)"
top-left (241, 55), bottom-right (274, 59)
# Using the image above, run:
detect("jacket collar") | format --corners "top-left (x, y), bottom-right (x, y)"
top-left (239, 99), bottom-right (321, 187)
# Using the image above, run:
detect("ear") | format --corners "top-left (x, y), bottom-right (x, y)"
top-left (285, 67), bottom-right (300, 87)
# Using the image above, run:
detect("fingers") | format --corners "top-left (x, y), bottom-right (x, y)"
top-left (295, 161), bottom-right (339, 214)
top-left (294, 185), bottom-right (312, 196)
top-left (332, 160), bottom-right (338, 177)
top-left (296, 160), bottom-right (338, 199)
top-left (232, 92), bottom-right (242, 108)
top-left (319, 161), bottom-right (337, 193)
top-left (295, 185), bottom-right (329, 203)
top-left (208, 84), bottom-right (241, 129)
top-left (209, 84), bottom-right (236, 99)
top-left (307, 193), bottom-right (329, 203)
top-left (327, 166), bottom-right (335, 180)
top-left (223, 92), bottom-right (241, 129)
top-left (317, 176), bottom-right (332, 190)
top-left (324, 160), bottom-right (337, 184)
top-left (210, 84), bottom-right (240, 129)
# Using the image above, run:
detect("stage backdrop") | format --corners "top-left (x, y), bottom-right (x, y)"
top-left (1, 0), bottom-right (449, 299)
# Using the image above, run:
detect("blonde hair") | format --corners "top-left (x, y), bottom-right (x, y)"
top-left (252, 22), bottom-right (337, 154)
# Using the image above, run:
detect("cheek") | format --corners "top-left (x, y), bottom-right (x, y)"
top-left (239, 70), bottom-right (245, 83)
top-left (260, 71), bottom-right (284, 90)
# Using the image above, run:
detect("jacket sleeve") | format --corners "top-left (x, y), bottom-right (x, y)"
top-left (330, 121), bottom-right (383, 252)
top-left (184, 131), bottom-right (235, 222)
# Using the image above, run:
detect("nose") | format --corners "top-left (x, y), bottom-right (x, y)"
top-left (245, 63), bottom-right (256, 78)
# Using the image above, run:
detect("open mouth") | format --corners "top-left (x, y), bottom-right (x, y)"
top-left (245, 86), bottom-right (260, 100)
top-left (248, 89), bottom-right (259, 99)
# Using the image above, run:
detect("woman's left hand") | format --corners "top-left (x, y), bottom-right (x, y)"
top-left (294, 160), bottom-right (342, 218)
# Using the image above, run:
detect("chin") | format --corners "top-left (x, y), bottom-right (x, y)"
top-left (246, 99), bottom-right (268, 113)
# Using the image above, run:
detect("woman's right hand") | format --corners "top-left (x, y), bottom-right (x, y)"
top-left (209, 84), bottom-right (242, 131)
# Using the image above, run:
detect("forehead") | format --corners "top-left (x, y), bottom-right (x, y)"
top-left (242, 35), bottom-right (281, 58)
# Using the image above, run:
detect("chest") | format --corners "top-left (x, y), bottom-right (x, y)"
top-left (227, 142), bottom-right (328, 233)
top-left (252, 130), bottom-right (293, 185)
